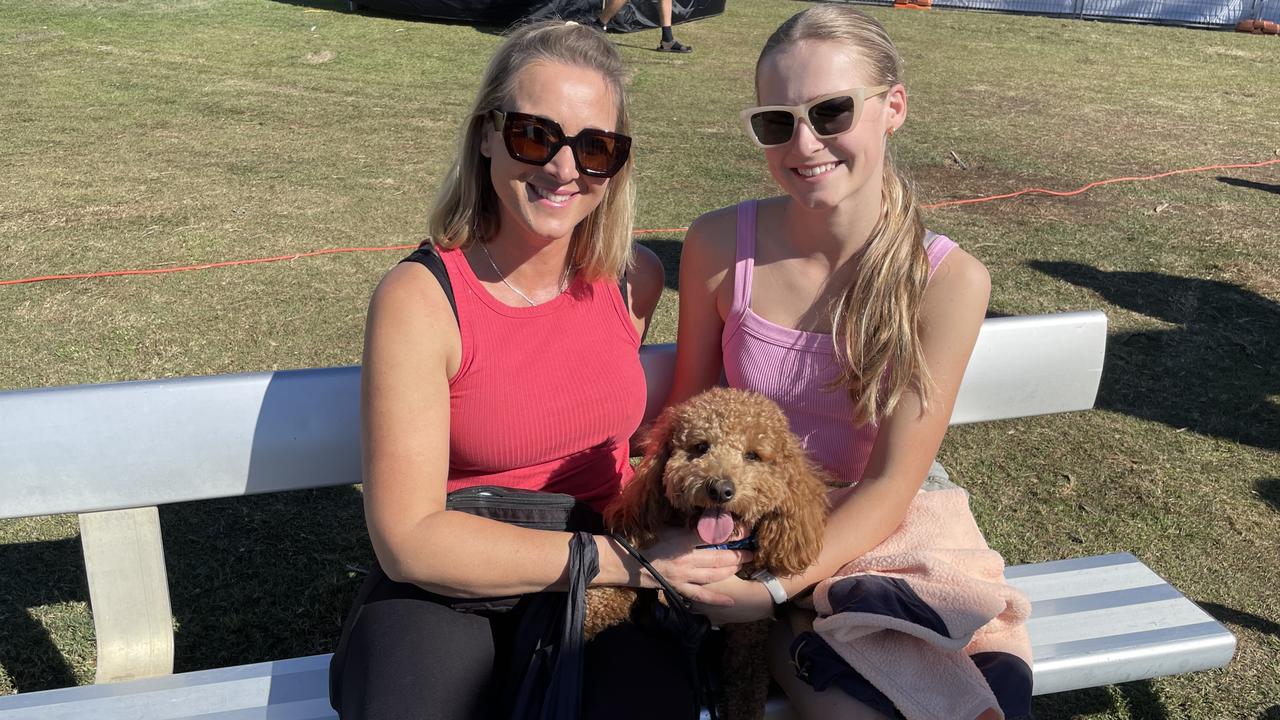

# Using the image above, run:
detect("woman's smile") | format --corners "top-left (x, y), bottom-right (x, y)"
top-left (793, 160), bottom-right (843, 181)
top-left (527, 182), bottom-right (579, 207)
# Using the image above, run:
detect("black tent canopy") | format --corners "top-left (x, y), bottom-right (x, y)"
top-left (350, 0), bottom-right (726, 33)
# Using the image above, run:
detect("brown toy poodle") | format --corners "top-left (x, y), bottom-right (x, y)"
top-left (585, 387), bottom-right (834, 720)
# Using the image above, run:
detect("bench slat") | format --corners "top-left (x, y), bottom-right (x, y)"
top-left (0, 367), bottom-right (363, 520)
top-left (0, 655), bottom-right (330, 720)
top-left (191, 700), bottom-right (337, 720)
top-left (1027, 582), bottom-right (1182, 617)
top-left (1005, 554), bottom-right (1234, 695)
top-left (1005, 554), bottom-right (1167, 601)
top-left (1027, 622), bottom-right (1237, 695)
top-left (1027, 597), bottom-right (1218, 645)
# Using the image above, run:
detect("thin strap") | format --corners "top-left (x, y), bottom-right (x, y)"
top-left (924, 233), bottom-right (958, 282)
top-left (731, 200), bottom-right (758, 316)
top-left (400, 243), bottom-right (458, 323)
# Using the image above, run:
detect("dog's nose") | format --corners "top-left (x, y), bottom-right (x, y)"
top-left (707, 479), bottom-right (736, 504)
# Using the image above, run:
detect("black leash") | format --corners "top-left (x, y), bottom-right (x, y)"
top-left (610, 534), bottom-right (721, 720)
top-left (611, 533), bottom-right (693, 610)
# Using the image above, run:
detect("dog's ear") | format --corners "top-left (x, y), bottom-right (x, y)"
top-left (605, 408), bottom-right (677, 548)
top-left (754, 451), bottom-right (830, 577)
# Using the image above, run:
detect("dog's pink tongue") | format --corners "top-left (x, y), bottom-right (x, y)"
top-left (697, 508), bottom-right (735, 545)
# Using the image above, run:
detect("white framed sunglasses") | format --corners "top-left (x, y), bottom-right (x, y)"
top-left (740, 86), bottom-right (891, 148)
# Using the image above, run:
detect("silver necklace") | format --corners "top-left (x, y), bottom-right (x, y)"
top-left (478, 242), bottom-right (565, 307)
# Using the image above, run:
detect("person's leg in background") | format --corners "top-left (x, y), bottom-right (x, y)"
top-left (597, 0), bottom-right (628, 28)
top-left (597, 0), bottom-right (693, 53)
top-left (656, 0), bottom-right (693, 53)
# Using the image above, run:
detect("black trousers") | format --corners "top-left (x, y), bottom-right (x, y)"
top-left (329, 565), bottom-right (700, 720)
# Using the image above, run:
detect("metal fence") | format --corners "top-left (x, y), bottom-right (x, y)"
top-left (837, 0), bottom-right (1279, 27)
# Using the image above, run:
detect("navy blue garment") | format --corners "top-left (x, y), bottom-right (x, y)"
top-left (789, 573), bottom-right (1033, 719)
top-left (824, 575), bottom-right (950, 637)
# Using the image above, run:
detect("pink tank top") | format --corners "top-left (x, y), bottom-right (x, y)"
top-left (440, 248), bottom-right (646, 512)
top-left (722, 200), bottom-right (957, 486)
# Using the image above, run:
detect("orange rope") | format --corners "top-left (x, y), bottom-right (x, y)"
top-left (3, 158), bottom-right (1276, 287)
top-left (922, 158), bottom-right (1280, 209)
top-left (0, 245), bottom-right (419, 287)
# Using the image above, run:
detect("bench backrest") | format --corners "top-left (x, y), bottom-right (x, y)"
top-left (0, 311), bottom-right (1106, 521)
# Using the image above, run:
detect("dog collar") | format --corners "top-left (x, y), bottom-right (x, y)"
top-left (751, 569), bottom-right (789, 604)
top-left (695, 535), bottom-right (759, 551)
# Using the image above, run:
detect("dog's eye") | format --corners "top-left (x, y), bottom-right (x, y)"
top-left (744, 451), bottom-right (760, 462)
top-left (687, 441), bottom-right (710, 457)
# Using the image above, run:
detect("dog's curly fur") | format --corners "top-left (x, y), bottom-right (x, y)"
top-left (585, 387), bottom-right (833, 720)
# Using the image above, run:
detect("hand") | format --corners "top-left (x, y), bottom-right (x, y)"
top-left (692, 574), bottom-right (776, 625)
top-left (628, 526), bottom-right (753, 606)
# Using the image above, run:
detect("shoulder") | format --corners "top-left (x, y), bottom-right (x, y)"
top-left (368, 260), bottom-right (458, 340)
top-left (686, 203), bottom-right (740, 249)
top-left (688, 203), bottom-right (741, 236)
top-left (681, 203), bottom-right (742, 278)
top-left (928, 244), bottom-right (990, 302)
top-left (922, 243), bottom-right (990, 327)
top-left (626, 242), bottom-right (665, 320)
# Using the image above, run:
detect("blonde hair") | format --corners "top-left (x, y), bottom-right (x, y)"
top-left (428, 21), bottom-right (635, 281)
top-left (759, 5), bottom-right (933, 425)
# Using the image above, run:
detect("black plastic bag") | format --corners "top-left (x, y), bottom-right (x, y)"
top-left (519, 0), bottom-right (728, 32)
top-left (446, 488), bottom-right (602, 718)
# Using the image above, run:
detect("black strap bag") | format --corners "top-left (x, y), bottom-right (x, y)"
top-left (502, 531), bottom-right (599, 720)
top-left (445, 486), bottom-right (601, 720)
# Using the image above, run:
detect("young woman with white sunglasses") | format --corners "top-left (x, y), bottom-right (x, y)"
top-left (669, 6), bottom-right (1021, 719)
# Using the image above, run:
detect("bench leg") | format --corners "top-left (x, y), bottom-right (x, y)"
top-left (79, 506), bottom-right (175, 683)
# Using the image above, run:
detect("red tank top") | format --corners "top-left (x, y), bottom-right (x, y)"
top-left (440, 247), bottom-right (646, 512)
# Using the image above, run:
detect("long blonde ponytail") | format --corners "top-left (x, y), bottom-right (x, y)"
top-left (761, 5), bottom-right (933, 424)
top-left (830, 154), bottom-right (932, 425)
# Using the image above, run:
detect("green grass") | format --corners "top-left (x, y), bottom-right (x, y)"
top-left (2, 0), bottom-right (1278, 717)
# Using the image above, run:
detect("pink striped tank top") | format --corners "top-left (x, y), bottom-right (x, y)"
top-left (722, 200), bottom-right (957, 486)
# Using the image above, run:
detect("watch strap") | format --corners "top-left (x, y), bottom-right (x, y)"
top-left (752, 569), bottom-right (788, 604)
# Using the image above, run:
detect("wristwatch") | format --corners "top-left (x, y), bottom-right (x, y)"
top-left (751, 569), bottom-right (789, 605)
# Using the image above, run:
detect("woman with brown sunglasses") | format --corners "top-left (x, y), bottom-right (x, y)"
top-left (328, 19), bottom-right (748, 720)
top-left (667, 6), bottom-right (1029, 720)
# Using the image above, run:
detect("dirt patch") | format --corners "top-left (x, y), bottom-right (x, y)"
top-left (9, 30), bottom-right (64, 44)
top-left (908, 161), bottom-right (1111, 224)
top-left (1213, 261), bottom-right (1280, 301)
top-left (303, 50), bottom-right (337, 65)
top-left (95, 44), bottom-right (207, 66)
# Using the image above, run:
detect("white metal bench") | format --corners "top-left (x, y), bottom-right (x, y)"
top-left (0, 311), bottom-right (1236, 719)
